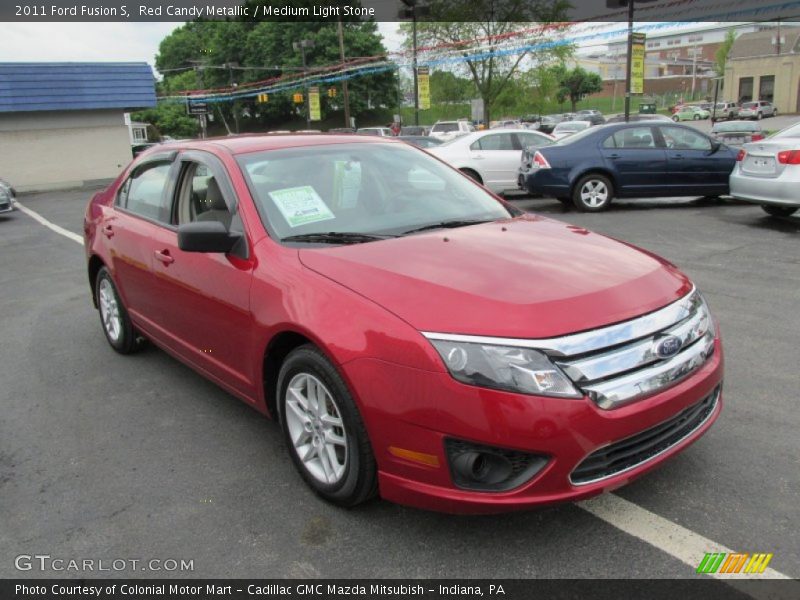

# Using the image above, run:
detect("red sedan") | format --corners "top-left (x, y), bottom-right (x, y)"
top-left (84, 134), bottom-right (723, 514)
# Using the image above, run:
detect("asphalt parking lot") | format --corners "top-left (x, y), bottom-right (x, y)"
top-left (0, 188), bottom-right (798, 581)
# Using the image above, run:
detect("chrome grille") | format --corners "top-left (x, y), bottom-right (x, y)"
top-left (552, 288), bottom-right (715, 408)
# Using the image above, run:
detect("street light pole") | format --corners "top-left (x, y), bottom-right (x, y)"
top-left (400, 0), bottom-right (422, 127)
top-left (623, 0), bottom-right (634, 122)
top-left (293, 39), bottom-right (314, 129)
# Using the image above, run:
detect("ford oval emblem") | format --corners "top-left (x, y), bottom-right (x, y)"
top-left (655, 335), bottom-right (682, 359)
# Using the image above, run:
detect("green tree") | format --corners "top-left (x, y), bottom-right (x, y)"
top-left (430, 70), bottom-right (476, 104)
top-left (557, 66), bottom-right (603, 112)
top-left (715, 30), bottom-right (737, 78)
top-left (401, 0), bottom-right (570, 123)
top-left (131, 70), bottom-right (200, 139)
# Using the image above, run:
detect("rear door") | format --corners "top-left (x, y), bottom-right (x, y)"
top-left (469, 132), bottom-right (521, 191)
top-left (659, 125), bottom-right (734, 194)
top-left (146, 151), bottom-right (257, 398)
top-left (599, 126), bottom-right (667, 196)
top-left (104, 155), bottom-right (177, 325)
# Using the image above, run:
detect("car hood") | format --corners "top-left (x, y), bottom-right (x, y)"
top-left (298, 216), bottom-right (692, 339)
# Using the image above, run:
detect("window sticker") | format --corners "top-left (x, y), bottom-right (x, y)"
top-left (333, 160), bottom-right (362, 209)
top-left (268, 185), bottom-right (336, 228)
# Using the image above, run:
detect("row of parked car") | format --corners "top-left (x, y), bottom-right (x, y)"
top-left (672, 100), bottom-right (779, 122)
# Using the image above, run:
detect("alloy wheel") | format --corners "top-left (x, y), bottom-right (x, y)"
top-left (580, 180), bottom-right (609, 209)
top-left (284, 373), bottom-right (348, 485)
top-left (98, 278), bottom-right (121, 342)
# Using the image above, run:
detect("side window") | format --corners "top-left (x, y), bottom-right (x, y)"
top-left (119, 162), bottom-right (172, 222)
top-left (610, 127), bottom-right (656, 149)
top-left (602, 135), bottom-right (616, 148)
top-left (516, 132), bottom-right (554, 148)
top-left (660, 127), bottom-right (712, 151)
top-left (475, 133), bottom-right (516, 151)
top-left (175, 162), bottom-right (235, 229)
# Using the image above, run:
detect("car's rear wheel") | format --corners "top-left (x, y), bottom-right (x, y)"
top-left (572, 174), bottom-right (613, 212)
top-left (693, 114), bottom-right (700, 120)
top-left (460, 168), bottom-right (482, 184)
top-left (762, 205), bottom-right (797, 217)
top-left (773, 109), bottom-right (778, 117)
top-left (672, 115), bottom-right (679, 122)
top-left (95, 267), bottom-right (144, 354)
top-left (278, 345), bottom-right (377, 507)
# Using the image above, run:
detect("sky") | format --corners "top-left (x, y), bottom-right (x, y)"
top-left (1, 22), bottom-right (403, 68)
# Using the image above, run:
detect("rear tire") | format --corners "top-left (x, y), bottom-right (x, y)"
top-left (762, 205), bottom-right (797, 217)
top-left (672, 115), bottom-right (679, 122)
top-left (693, 114), bottom-right (700, 120)
top-left (95, 267), bottom-right (145, 354)
top-left (277, 345), bottom-right (377, 507)
top-left (572, 174), bottom-right (614, 212)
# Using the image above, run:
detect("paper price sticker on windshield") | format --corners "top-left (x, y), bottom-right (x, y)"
top-left (269, 186), bottom-right (335, 228)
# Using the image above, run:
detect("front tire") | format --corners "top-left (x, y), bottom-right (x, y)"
top-left (95, 267), bottom-right (144, 354)
top-left (762, 205), bottom-right (797, 217)
top-left (278, 345), bottom-right (377, 507)
top-left (672, 115), bottom-right (679, 122)
top-left (693, 114), bottom-right (700, 120)
top-left (572, 174), bottom-right (614, 212)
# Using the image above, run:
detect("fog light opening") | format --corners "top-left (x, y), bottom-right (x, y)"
top-left (445, 439), bottom-right (549, 492)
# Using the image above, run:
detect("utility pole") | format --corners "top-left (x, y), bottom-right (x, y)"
top-left (337, 17), bottom-right (352, 129)
top-left (623, 0), bottom-right (634, 122)
top-left (190, 63), bottom-right (207, 139)
top-left (400, 0), bottom-right (423, 127)
top-left (293, 39), bottom-right (315, 129)
top-left (226, 62), bottom-right (240, 133)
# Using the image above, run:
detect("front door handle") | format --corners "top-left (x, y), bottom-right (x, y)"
top-left (154, 249), bottom-right (175, 265)
top-left (471, 154), bottom-right (485, 160)
top-left (608, 154), bottom-right (620, 159)
top-left (102, 225), bottom-right (114, 238)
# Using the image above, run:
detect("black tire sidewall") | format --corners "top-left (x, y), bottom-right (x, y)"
top-left (277, 345), bottom-right (375, 506)
top-left (762, 205), bottom-right (797, 217)
top-left (95, 267), bottom-right (137, 354)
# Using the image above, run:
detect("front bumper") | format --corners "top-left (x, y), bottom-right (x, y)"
top-left (343, 338), bottom-right (723, 514)
top-left (730, 169), bottom-right (800, 207)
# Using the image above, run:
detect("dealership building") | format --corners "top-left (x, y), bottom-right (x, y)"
top-left (0, 62), bottom-right (156, 191)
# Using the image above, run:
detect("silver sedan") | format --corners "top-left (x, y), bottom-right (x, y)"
top-left (729, 121), bottom-right (800, 217)
top-left (0, 178), bottom-right (15, 214)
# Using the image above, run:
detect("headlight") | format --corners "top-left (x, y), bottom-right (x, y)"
top-left (429, 340), bottom-right (582, 398)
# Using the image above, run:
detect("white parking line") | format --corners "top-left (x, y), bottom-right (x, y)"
top-left (14, 197), bottom-right (798, 588)
top-left (14, 200), bottom-right (83, 245)
top-left (581, 493), bottom-right (795, 584)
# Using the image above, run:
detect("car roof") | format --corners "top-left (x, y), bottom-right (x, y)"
top-left (137, 133), bottom-right (396, 157)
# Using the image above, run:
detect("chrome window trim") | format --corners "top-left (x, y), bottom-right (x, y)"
top-left (421, 286), bottom-right (697, 357)
top-left (569, 387), bottom-right (720, 486)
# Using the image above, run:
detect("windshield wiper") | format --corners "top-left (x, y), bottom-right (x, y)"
top-left (280, 231), bottom-right (395, 244)
top-left (402, 219), bottom-right (495, 235)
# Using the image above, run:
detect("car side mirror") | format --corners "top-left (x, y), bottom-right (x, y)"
top-left (178, 221), bottom-right (242, 254)
top-left (710, 140), bottom-right (721, 153)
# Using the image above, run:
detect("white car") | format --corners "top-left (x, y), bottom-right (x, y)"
top-left (357, 127), bottom-right (394, 137)
top-left (428, 129), bottom-right (555, 193)
top-left (551, 120), bottom-right (591, 140)
top-left (428, 120), bottom-right (475, 142)
top-left (0, 177), bottom-right (15, 214)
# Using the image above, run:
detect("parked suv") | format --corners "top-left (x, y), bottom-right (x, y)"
top-left (428, 120), bottom-right (474, 141)
top-left (738, 100), bottom-right (777, 120)
top-left (712, 102), bottom-right (739, 122)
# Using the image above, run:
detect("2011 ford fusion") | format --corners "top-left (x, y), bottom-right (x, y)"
top-left (84, 134), bottom-right (723, 513)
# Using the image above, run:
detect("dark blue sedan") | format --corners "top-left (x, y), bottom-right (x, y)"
top-left (521, 122), bottom-right (738, 211)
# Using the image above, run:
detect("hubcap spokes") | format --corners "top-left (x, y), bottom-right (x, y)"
top-left (581, 181), bottom-right (608, 207)
top-left (98, 279), bottom-right (121, 341)
top-left (285, 373), bottom-right (347, 485)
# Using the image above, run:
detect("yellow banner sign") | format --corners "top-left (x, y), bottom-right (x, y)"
top-left (417, 67), bottom-right (430, 110)
top-left (309, 86), bottom-right (321, 121)
top-left (631, 33), bottom-right (646, 95)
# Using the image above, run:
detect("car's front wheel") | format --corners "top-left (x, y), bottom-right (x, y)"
top-left (278, 345), bottom-right (377, 507)
top-left (672, 115), bottom-right (679, 122)
top-left (693, 114), bottom-right (701, 120)
top-left (95, 267), bottom-right (144, 354)
top-left (757, 112), bottom-right (763, 120)
top-left (573, 174), bottom-right (614, 212)
top-left (762, 205), bottom-right (797, 217)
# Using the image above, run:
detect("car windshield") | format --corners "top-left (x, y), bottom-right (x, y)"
top-left (237, 142), bottom-right (512, 242)
top-left (554, 127), bottom-right (598, 145)
top-left (431, 122), bottom-right (459, 133)
top-left (713, 122), bottom-right (758, 133)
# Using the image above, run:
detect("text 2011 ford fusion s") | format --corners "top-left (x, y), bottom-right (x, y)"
top-left (84, 134), bottom-right (723, 513)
